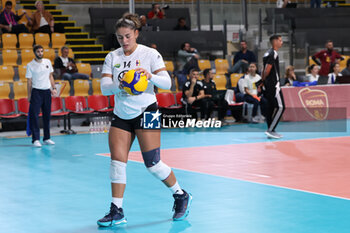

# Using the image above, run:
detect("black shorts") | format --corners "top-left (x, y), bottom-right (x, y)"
top-left (111, 102), bottom-right (158, 133)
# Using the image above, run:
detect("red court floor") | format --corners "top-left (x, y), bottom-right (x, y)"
top-left (119, 136), bottom-right (350, 199)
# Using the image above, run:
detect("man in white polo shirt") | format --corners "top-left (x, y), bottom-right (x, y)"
top-left (26, 44), bottom-right (57, 147)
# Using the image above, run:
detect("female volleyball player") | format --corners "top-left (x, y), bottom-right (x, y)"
top-left (97, 14), bottom-right (192, 227)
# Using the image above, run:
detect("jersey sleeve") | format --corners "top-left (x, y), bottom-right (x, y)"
top-left (49, 61), bottom-right (53, 73)
top-left (102, 52), bottom-right (113, 75)
top-left (25, 64), bottom-right (32, 79)
top-left (243, 77), bottom-right (249, 89)
top-left (197, 81), bottom-right (204, 91)
top-left (265, 51), bottom-right (275, 65)
top-left (150, 49), bottom-right (166, 73)
top-left (182, 81), bottom-right (190, 92)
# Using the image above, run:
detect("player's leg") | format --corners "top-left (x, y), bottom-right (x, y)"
top-left (42, 90), bottom-right (54, 144)
top-left (29, 89), bottom-right (43, 146)
top-left (265, 89), bottom-right (284, 138)
top-left (243, 94), bottom-right (260, 122)
top-left (135, 129), bottom-right (192, 221)
top-left (97, 121), bottom-right (135, 227)
top-left (269, 90), bottom-right (285, 134)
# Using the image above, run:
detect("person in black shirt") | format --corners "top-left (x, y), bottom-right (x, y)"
top-left (0, 1), bottom-right (30, 34)
top-left (227, 40), bottom-right (256, 75)
top-left (173, 17), bottom-right (190, 31)
top-left (201, 69), bottom-right (228, 120)
top-left (261, 34), bottom-right (285, 139)
top-left (182, 68), bottom-right (209, 118)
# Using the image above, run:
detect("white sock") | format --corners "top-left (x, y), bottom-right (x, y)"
top-left (112, 197), bottom-right (123, 208)
top-left (169, 182), bottom-right (184, 195)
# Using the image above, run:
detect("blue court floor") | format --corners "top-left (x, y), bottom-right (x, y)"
top-left (0, 120), bottom-right (350, 233)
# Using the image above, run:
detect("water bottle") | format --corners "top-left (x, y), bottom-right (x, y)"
top-left (75, 102), bottom-right (80, 112)
top-left (103, 117), bottom-right (108, 133)
top-left (89, 122), bottom-right (93, 133)
top-left (79, 102), bottom-right (83, 112)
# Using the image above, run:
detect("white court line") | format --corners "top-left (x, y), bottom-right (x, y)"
top-left (95, 151), bottom-right (350, 201)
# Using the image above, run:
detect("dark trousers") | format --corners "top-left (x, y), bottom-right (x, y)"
top-left (310, 0), bottom-right (321, 8)
top-left (214, 98), bottom-right (228, 120)
top-left (243, 94), bottom-right (260, 117)
top-left (2, 24), bottom-right (29, 34)
top-left (201, 98), bottom-right (214, 120)
top-left (34, 24), bottom-right (65, 34)
top-left (185, 99), bottom-right (204, 119)
top-left (29, 88), bottom-right (52, 143)
top-left (261, 89), bottom-right (285, 132)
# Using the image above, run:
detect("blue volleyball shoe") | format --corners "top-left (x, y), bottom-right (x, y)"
top-left (97, 203), bottom-right (127, 227)
top-left (172, 190), bottom-right (193, 221)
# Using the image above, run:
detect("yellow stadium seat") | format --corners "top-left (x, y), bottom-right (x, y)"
top-left (58, 47), bottom-right (74, 58)
top-left (34, 33), bottom-right (50, 48)
top-left (2, 33), bottom-right (17, 49)
top-left (18, 33), bottom-right (34, 49)
top-left (0, 65), bottom-right (15, 82)
top-left (2, 49), bottom-right (18, 66)
top-left (43, 48), bottom-right (56, 64)
top-left (92, 78), bottom-right (101, 95)
top-left (76, 63), bottom-right (91, 77)
top-left (308, 56), bottom-right (316, 66)
top-left (0, 81), bottom-right (11, 99)
top-left (214, 59), bottom-right (229, 74)
top-left (157, 88), bottom-right (172, 93)
top-left (339, 55), bottom-right (349, 70)
top-left (164, 60), bottom-right (174, 73)
top-left (13, 81), bottom-right (28, 100)
top-left (73, 79), bottom-right (90, 96)
top-left (56, 80), bottom-right (70, 98)
top-left (18, 65), bottom-right (27, 81)
top-left (213, 74), bottom-right (227, 90)
top-left (21, 49), bottom-right (35, 64)
top-left (230, 73), bottom-right (243, 88)
top-left (198, 59), bottom-right (211, 71)
top-left (51, 33), bottom-right (66, 49)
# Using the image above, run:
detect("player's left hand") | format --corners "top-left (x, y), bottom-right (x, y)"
top-left (51, 89), bottom-right (57, 97)
top-left (135, 68), bottom-right (152, 80)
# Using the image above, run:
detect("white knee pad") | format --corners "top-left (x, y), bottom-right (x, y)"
top-left (147, 160), bottom-right (171, 181)
top-left (110, 160), bottom-right (127, 184)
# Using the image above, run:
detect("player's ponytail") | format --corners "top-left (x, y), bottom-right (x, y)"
top-left (115, 13), bottom-right (141, 31)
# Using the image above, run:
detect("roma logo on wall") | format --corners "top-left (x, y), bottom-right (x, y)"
top-left (298, 88), bottom-right (329, 120)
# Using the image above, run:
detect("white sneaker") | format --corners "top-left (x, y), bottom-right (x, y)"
top-left (265, 131), bottom-right (283, 139)
top-left (251, 116), bottom-right (260, 123)
top-left (33, 140), bottom-right (42, 147)
top-left (43, 139), bottom-right (55, 145)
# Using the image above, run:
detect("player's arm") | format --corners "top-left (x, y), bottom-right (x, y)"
top-left (196, 90), bottom-right (206, 100)
top-left (244, 87), bottom-right (254, 96)
top-left (185, 78), bottom-right (197, 99)
top-left (312, 51), bottom-right (322, 65)
top-left (100, 53), bottom-right (117, 96)
top-left (49, 72), bottom-right (57, 96)
top-left (134, 67), bottom-right (171, 90)
top-left (336, 53), bottom-right (344, 62)
top-left (262, 64), bottom-right (272, 82)
top-left (27, 78), bottom-right (32, 102)
top-left (100, 74), bottom-right (116, 96)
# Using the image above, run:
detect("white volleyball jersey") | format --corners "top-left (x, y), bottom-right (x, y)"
top-left (102, 44), bottom-right (165, 119)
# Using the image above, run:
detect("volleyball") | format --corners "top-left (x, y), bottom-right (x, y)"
top-left (121, 69), bottom-right (148, 95)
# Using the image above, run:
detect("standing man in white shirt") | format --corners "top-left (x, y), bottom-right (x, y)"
top-left (26, 45), bottom-right (57, 147)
